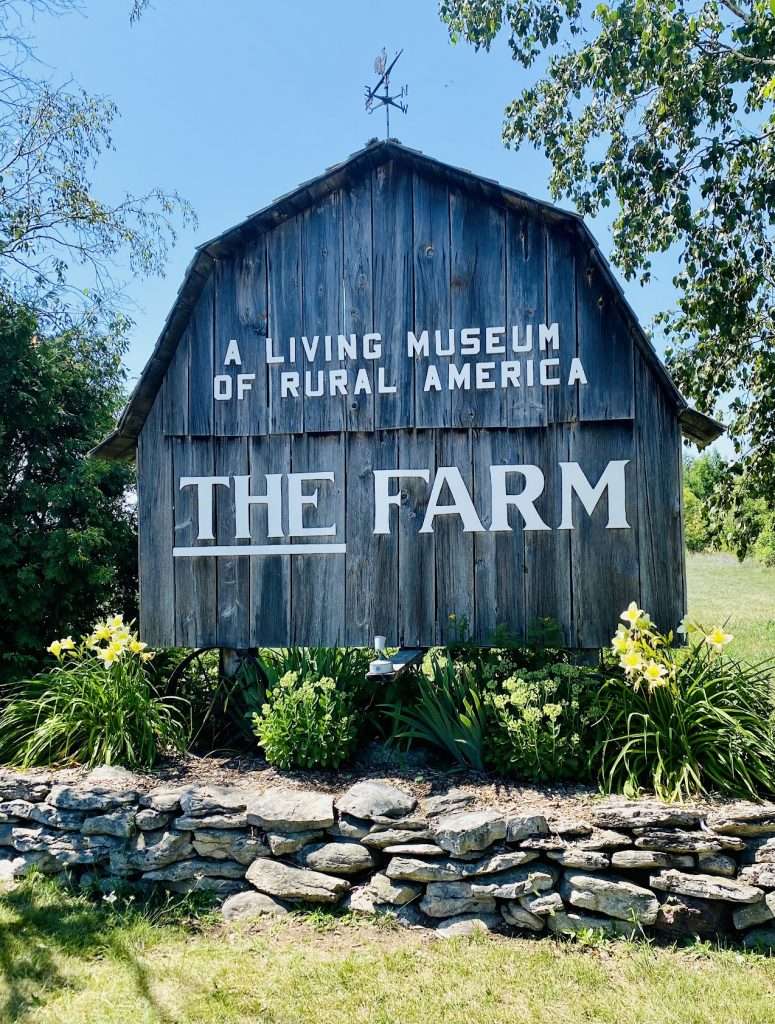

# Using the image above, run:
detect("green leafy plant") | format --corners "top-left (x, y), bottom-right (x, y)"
top-left (484, 664), bottom-right (602, 782)
top-left (252, 647), bottom-right (372, 770)
top-left (597, 604), bottom-right (775, 800)
top-left (0, 616), bottom-right (188, 768)
top-left (385, 653), bottom-right (488, 771)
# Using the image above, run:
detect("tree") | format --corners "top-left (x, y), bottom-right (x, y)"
top-left (0, 297), bottom-right (137, 676)
top-left (0, 1), bottom-right (195, 332)
top-left (439, 0), bottom-right (775, 553)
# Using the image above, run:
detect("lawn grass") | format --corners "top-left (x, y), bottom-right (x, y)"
top-left (1, 878), bottom-right (775, 1024)
top-left (687, 552), bottom-right (775, 664)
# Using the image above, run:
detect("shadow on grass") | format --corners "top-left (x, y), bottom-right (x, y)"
top-left (0, 875), bottom-right (186, 1023)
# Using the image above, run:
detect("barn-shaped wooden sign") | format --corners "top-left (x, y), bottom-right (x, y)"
top-left (94, 141), bottom-right (722, 651)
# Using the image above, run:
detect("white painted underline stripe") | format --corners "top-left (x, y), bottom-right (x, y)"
top-left (173, 544), bottom-right (347, 558)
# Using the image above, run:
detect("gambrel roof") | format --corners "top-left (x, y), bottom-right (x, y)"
top-left (93, 140), bottom-right (723, 459)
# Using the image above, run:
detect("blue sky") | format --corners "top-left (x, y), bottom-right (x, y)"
top-left (32, 0), bottom-right (679, 386)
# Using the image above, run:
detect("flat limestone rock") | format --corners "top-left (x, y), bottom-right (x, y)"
top-left (520, 892), bottom-right (564, 916)
top-left (174, 813), bottom-right (248, 830)
top-left (192, 829), bottom-right (270, 865)
top-left (420, 790), bottom-right (476, 818)
top-left (0, 772), bottom-right (50, 802)
top-left (81, 810), bottom-right (136, 839)
top-left (611, 850), bottom-right (673, 871)
top-left (0, 800), bottom-right (85, 831)
top-left (179, 786), bottom-right (252, 817)
top-left (420, 883), bottom-right (496, 918)
top-left (500, 902), bottom-right (545, 931)
top-left (123, 831), bottom-right (195, 871)
top-left (469, 864), bottom-right (557, 899)
top-left (434, 913), bottom-right (502, 938)
top-left (654, 894), bottom-right (728, 937)
top-left (743, 837), bottom-right (775, 864)
top-left (385, 849), bottom-right (537, 883)
top-left (577, 830), bottom-right (631, 851)
top-left (590, 801), bottom-right (702, 831)
top-left (327, 814), bottom-right (371, 839)
top-left (506, 816), bottom-right (549, 843)
top-left (293, 840), bottom-right (375, 876)
top-left (266, 830), bottom-right (325, 856)
top-left (733, 892), bottom-right (775, 930)
top-left (633, 829), bottom-right (744, 854)
top-left (433, 810), bottom-right (507, 856)
top-left (739, 864), bottom-right (775, 889)
top-left (143, 858), bottom-right (246, 882)
top-left (650, 869), bottom-right (763, 903)
top-left (12, 827), bottom-right (121, 865)
top-left (365, 871), bottom-right (422, 907)
top-left (222, 890), bottom-right (289, 921)
top-left (547, 849), bottom-right (610, 871)
top-left (561, 872), bottom-right (659, 924)
top-left (246, 857), bottom-right (350, 904)
top-left (381, 844), bottom-right (445, 857)
top-left (142, 787), bottom-right (189, 813)
top-left (548, 910), bottom-right (639, 940)
top-left (335, 782), bottom-right (416, 822)
top-left (165, 878), bottom-right (247, 897)
top-left (136, 809), bottom-right (170, 831)
top-left (47, 784), bottom-right (137, 813)
top-left (708, 803), bottom-right (775, 837)
top-left (247, 790), bottom-right (334, 833)
top-left (362, 828), bottom-right (434, 849)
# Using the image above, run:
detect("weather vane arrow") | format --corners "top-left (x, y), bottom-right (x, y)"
top-left (365, 47), bottom-right (408, 140)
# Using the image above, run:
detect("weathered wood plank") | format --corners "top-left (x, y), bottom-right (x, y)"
top-left (472, 428), bottom-right (527, 643)
top-left (342, 177), bottom-right (375, 432)
top-left (506, 209), bottom-right (547, 429)
top-left (413, 172), bottom-right (451, 428)
top-left (248, 434), bottom-right (291, 647)
top-left (344, 431), bottom-right (398, 645)
top-left (545, 224), bottom-right (578, 424)
top-left (189, 276), bottom-right (215, 436)
top-left (372, 161), bottom-right (413, 429)
top-left (522, 425), bottom-right (574, 646)
top-left (215, 437), bottom-right (250, 646)
top-left (301, 192), bottom-right (344, 433)
top-left (138, 390), bottom-right (175, 645)
top-left (434, 429), bottom-right (475, 644)
top-left (173, 438), bottom-right (218, 647)
top-left (449, 189), bottom-right (507, 429)
top-left (635, 350), bottom-right (685, 632)
top-left (290, 432), bottom-right (346, 646)
top-left (569, 421), bottom-right (638, 647)
top-left (162, 323), bottom-right (190, 435)
top-left (577, 260), bottom-right (634, 421)
top-left (267, 216), bottom-right (303, 434)
top-left (397, 429), bottom-right (436, 646)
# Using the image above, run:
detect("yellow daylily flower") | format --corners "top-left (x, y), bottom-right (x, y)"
top-left (60, 636), bottom-right (75, 651)
top-left (98, 642), bottom-right (124, 667)
top-left (642, 661), bottom-right (668, 685)
top-left (705, 627), bottom-right (733, 653)
top-left (129, 638), bottom-right (147, 654)
top-left (611, 633), bottom-right (630, 654)
top-left (108, 614), bottom-right (124, 629)
top-left (92, 623), bottom-right (112, 642)
top-left (46, 639), bottom-right (63, 659)
top-left (620, 602), bottom-right (644, 627)
top-left (676, 616), bottom-right (697, 636)
top-left (140, 652), bottom-right (155, 663)
top-left (620, 651), bottom-right (643, 674)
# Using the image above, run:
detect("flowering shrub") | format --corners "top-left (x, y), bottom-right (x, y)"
top-left (597, 603), bottom-right (775, 800)
top-left (0, 616), bottom-right (188, 768)
top-left (484, 664), bottom-right (601, 782)
top-left (252, 670), bottom-right (361, 770)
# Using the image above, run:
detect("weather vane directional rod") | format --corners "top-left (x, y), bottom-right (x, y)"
top-left (365, 47), bottom-right (408, 140)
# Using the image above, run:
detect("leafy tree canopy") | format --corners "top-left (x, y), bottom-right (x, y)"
top-left (440, 0), bottom-right (775, 552)
top-left (0, 297), bottom-right (137, 676)
top-left (0, 1), bottom-right (195, 333)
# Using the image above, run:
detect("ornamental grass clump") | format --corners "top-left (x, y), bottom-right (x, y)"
top-left (596, 603), bottom-right (775, 801)
top-left (0, 616), bottom-right (189, 768)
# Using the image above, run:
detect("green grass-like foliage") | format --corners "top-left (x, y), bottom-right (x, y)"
top-left (252, 647), bottom-right (371, 770)
top-left (0, 620), bottom-right (188, 769)
top-left (386, 653), bottom-right (488, 771)
top-left (598, 606), bottom-right (775, 801)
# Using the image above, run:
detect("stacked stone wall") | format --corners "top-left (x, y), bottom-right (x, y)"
top-left (2, 769), bottom-right (775, 945)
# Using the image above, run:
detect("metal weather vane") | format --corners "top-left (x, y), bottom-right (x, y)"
top-left (365, 48), bottom-right (408, 140)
